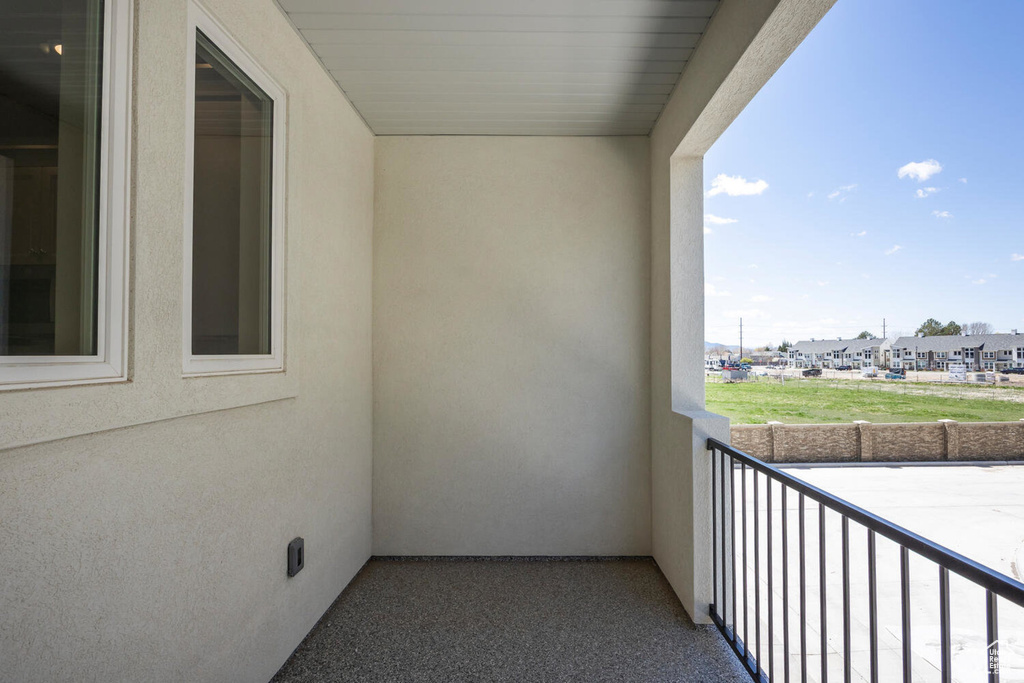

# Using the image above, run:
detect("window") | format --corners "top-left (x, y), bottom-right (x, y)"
top-left (982, 351), bottom-right (995, 359)
top-left (183, 3), bottom-right (285, 375)
top-left (0, 0), bottom-right (131, 389)
top-left (936, 352), bottom-right (946, 358)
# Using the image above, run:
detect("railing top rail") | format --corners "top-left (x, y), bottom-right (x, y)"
top-left (707, 437), bottom-right (1024, 607)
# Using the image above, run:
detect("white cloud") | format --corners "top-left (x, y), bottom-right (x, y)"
top-left (885, 245), bottom-right (902, 256)
top-left (707, 174), bottom-right (769, 197)
top-left (851, 230), bottom-right (867, 237)
top-left (816, 280), bottom-right (829, 287)
top-left (1012, 253), bottom-right (1024, 261)
top-left (751, 295), bottom-right (773, 302)
top-left (828, 184), bottom-right (858, 201)
top-left (898, 159), bottom-right (943, 182)
top-left (704, 284), bottom-right (731, 297)
top-left (807, 192), bottom-right (815, 198)
top-left (704, 227), bottom-right (712, 234)
top-left (972, 278), bottom-right (988, 285)
top-left (959, 177), bottom-right (968, 183)
top-left (704, 214), bottom-right (738, 225)
top-left (932, 210), bottom-right (952, 219)
top-left (915, 187), bottom-right (939, 198)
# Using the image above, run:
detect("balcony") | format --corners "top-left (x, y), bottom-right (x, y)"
top-left (17, 1), bottom-right (1024, 682)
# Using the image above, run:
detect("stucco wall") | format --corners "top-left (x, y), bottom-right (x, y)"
top-left (0, 1), bottom-right (374, 681)
top-left (372, 136), bottom-right (652, 555)
top-left (648, 0), bottom-right (836, 622)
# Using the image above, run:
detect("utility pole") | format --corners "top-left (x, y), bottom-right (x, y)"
top-left (739, 318), bottom-right (743, 361)
top-left (882, 318), bottom-right (887, 339)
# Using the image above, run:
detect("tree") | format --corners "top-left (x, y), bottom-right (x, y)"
top-left (916, 318), bottom-right (962, 336)
top-left (964, 321), bottom-right (994, 335)
top-left (778, 340), bottom-right (791, 352)
top-left (741, 357), bottom-right (753, 365)
top-left (855, 330), bottom-right (875, 339)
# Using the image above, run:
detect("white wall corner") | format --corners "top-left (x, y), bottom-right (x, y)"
top-left (652, 409), bottom-right (730, 624)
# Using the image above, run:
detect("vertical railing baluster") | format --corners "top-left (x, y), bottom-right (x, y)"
top-left (900, 546), bottom-right (911, 683)
top-left (731, 456), bottom-right (738, 643)
top-left (754, 470), bottom-right (761, 677)
top-left (742, 463), bottom-right (749, 661)
top-left (986, 590), bottom-right (999, 683)
top-left (799, 493), bottom-right (807, 683)
top-left (868, 530), bottom-right (878, 683)
top-left (820, 504), bottom-right (828, 683)
top-left (939, 566), bottom-right (951, 683)
top-left (842, 516), bottom-right (851, 683)
top-left (783, 486), bottom-right (790, 683)
top-left (767, 478), bottom-right (774, 683)
top-left (711, 446), bottom-right (718, 618)
top-left (721, 449), bottom-right (728, 633)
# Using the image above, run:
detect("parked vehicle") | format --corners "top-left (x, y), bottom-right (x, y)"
top-left (836, 365), bottom-right (852, 371)
top-left (1000, 367), bottom-right (1024, 375)
top-left (802, 368), bottom-right (822, 377)
top-left (861, 366), bottom-right (878, 378)
top-left (740, 363), bottom-right (752, 371)
top-left (885, 368), bottom-right (906, 380)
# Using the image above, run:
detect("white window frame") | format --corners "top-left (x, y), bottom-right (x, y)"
top-left (0, 0), bottom-right (132, 391)
top-left (182, 1), bottom-right (286, 377)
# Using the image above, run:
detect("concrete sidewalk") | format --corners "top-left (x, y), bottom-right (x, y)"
top-left (730, 464), bottom-right (1024, 682)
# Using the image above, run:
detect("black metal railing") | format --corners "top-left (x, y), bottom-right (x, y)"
top-left (707, 437), bottom-right (1024, 683)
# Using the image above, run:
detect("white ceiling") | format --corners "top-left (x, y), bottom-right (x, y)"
top-left (276, 0), bottom-right (719, 135)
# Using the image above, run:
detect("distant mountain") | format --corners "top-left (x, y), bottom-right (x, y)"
top-left (705, 342), bottom-right (739, 351)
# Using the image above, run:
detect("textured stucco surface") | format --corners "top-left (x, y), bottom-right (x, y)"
top-left (649, 0), bottom-right (836, 623)
top-left (0, 1), bottom-right (374, 681)
top-left (372, 136), bottom-right (652, 556)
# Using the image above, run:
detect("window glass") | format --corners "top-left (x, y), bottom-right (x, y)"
top-left (191, 30), bottom-right (273, 356)
top-left (1, 0), bottom-right (104, 356)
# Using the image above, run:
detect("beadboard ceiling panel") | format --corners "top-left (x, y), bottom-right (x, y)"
top-left (276, 0), bottom-right (719, 135)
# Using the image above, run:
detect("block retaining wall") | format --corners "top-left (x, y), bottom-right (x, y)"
top-left (730, 419), bottom-right (1024, 463)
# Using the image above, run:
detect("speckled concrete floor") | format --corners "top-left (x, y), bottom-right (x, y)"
top-left (271, 558), bottom-right (749, 682)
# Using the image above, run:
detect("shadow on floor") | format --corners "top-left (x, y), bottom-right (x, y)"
top-left (272, 557), bottom-right (748, 682)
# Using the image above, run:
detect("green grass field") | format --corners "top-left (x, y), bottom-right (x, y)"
top-left (705, 378), bottom-right (1024, 424)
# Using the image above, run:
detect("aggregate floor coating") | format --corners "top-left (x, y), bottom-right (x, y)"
top-left (271, 557), bottom-right (749, 682)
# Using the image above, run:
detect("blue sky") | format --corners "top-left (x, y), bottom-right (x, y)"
top-left (703, 0), bottom-right (1024, 348)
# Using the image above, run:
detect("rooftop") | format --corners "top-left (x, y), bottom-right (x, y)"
top-left (790, 337), bottom-right (882, 354)
top-left (891, 332), bottom-right (1024, 352)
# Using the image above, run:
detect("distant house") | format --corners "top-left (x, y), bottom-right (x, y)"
top-left (787, 337), bottom-right (887, 369)
top-left (890, 333), bottom-right (1024, 371)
